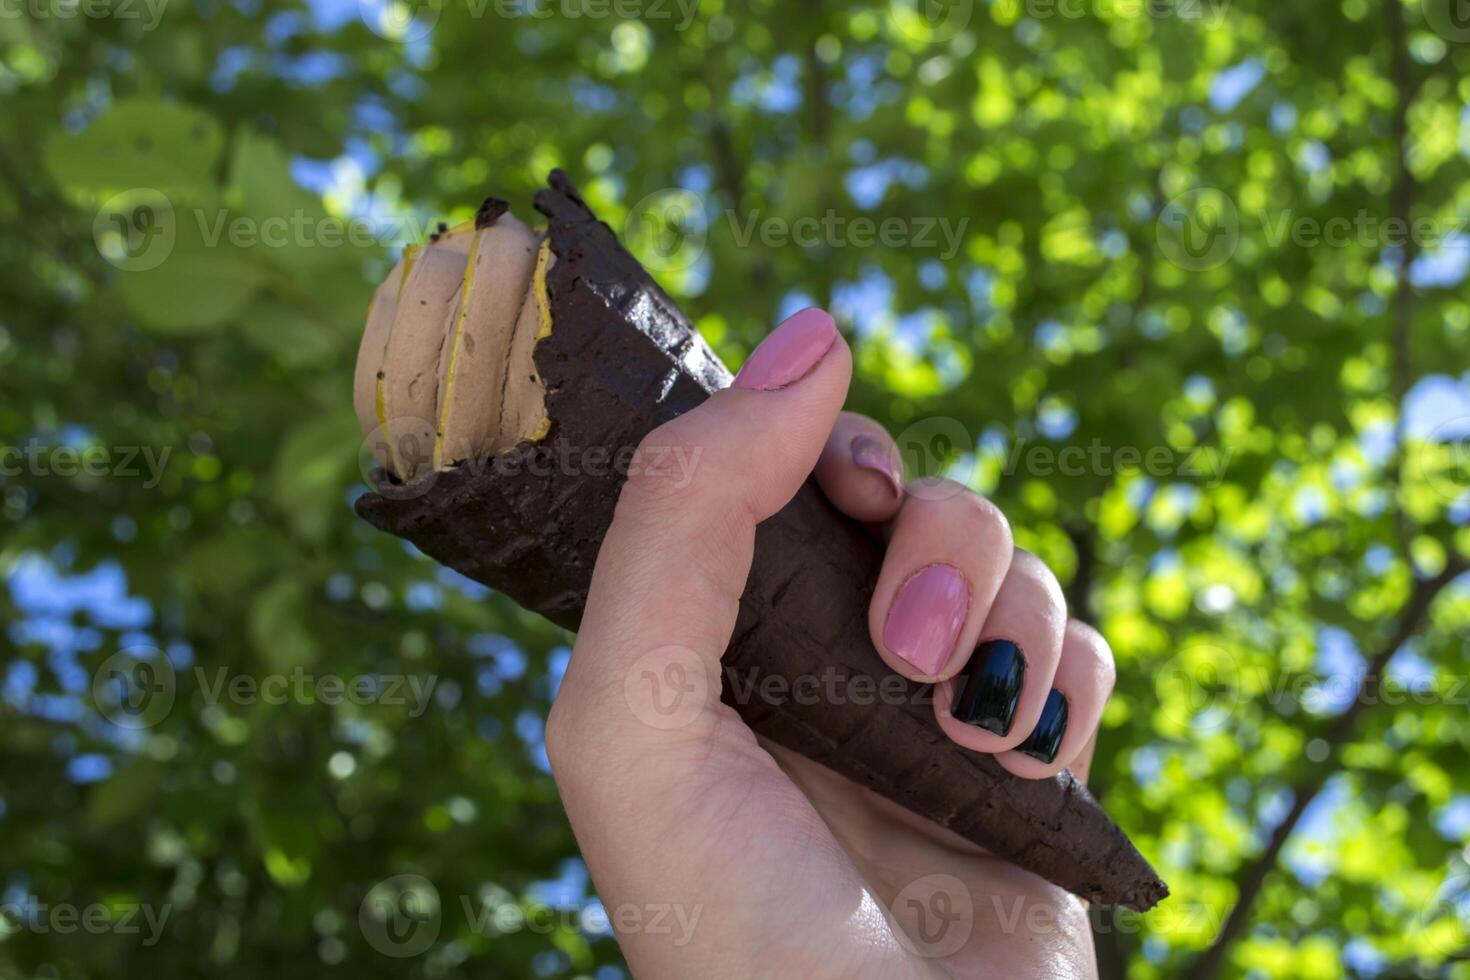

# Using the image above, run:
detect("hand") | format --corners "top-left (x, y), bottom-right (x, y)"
top-left (546, 308), bottom-right (1116, 978)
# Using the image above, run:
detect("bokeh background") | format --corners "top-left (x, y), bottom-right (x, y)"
top-left (4, 0), bottom-right (1470, 976)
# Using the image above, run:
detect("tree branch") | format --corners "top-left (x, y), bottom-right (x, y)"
top-left (707, 120), bottom-right (745, 210)
top-left (1063, 517), bottom-right (1135, 980)
top-left (1385, 0), bottom-right (1419, 555)
top-left (803, 7), bottom-right (831, 149)
top-left (1064, 520), bottom-right (1098, 623)
top-left (1190, 557), bottom-right (1465, 979)
top-left (1192, 6), bottom-right (1437, 972)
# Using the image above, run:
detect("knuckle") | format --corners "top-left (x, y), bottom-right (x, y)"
top-left (835, 410), bottom-right (890, 448)
top-left (1008, 549), bottom-right (1067, 611)
top-left (619, 417), bottom-right (711, 509)
top-left (956, 490), bottom-right (1013, 552)
top-left (611, 431), bottom-right (751, 565)
top-left (1068, 620), bottom-right (1117, 692)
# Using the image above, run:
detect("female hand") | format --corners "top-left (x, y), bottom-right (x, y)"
top-left (546, 308), bottom-right (1115, 978)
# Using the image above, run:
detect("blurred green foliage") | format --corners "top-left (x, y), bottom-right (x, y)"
top-left (2, 0), bottom-right (1470, 977)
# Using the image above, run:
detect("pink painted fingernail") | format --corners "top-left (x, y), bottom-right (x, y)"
top-left (883, 563), bottom-right (969, 676)
top-left (850, 434), bottom-right (903, 499)
top-left (732, 308), bottom-right (837, 391)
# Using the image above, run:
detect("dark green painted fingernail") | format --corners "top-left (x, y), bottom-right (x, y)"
top-left (951, 639), bottom-right (1025, 736)
top-left (1018, 689), bottom-right (1069, 764)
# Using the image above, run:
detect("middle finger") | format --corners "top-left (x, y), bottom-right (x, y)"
top-left (867, 482), bottom-right (1014, 682)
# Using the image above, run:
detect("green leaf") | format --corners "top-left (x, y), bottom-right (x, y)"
top-left (112, 210), bottom-right (270, 333)
top-left (86, 761), bottom-right (165, 829)
top-left (271, 408), bottom-right (361, 542)
top-left (43, 97), bottom-right (223, 198)
top-left (240, 298), bottom-right (344, 369)
top-left (248, 578), bottom-right (319, 672)
top-left (228, 129), bottom-right (373, 281)
top-left (229, 129), bottom-right (321, 228)
top-left (181, 530), bottom-right (287, 596)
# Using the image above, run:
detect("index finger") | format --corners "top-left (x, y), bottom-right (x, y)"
top-left (813, 411), bottom-right (906, 524)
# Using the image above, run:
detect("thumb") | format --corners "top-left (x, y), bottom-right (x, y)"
top-left (552, 308), bottom-right (850, 751)
top-left (546, 310), bottom-right (857, 970)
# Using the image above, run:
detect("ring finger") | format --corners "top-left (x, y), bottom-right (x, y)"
top-left (934, 549), bottom-right (1067, 754)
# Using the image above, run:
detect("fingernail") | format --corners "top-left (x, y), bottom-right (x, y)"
top-left (732, 308), bottom-right (837, 391)
top-left (882, 564), bottom-right (969, 676)
top-left (951, 639), bottom-right (1026, 736)
top-left (1018, 689), bottom-right (1068, 763)
top-left (850, 435), bottom-right (903, 499)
